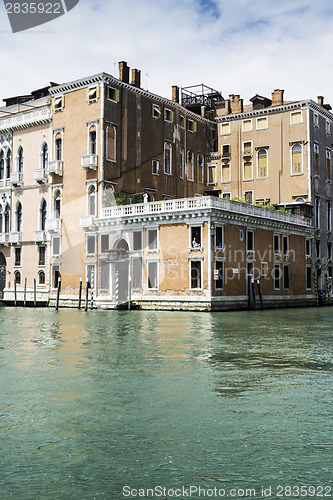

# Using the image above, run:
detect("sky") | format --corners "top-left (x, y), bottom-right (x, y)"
top-left (1, 0), bottom-right (333, 106)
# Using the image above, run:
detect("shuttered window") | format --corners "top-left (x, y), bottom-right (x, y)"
top-left (292, 144), bottom-right (302, 174)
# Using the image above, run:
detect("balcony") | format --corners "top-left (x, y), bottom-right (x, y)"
top-left (34, 230), bottom-right (47, 243)
top-left (80, 215), bottom-right (96, 230)
top-left (34, 169), bottom-right (48, 184)
top-left (0, 179), bottom-right (10, 189)
top-left (9, 232), bottom-right (22, 244)
top-left (47, 161), bottom-right (63, 176)
top-left (0, 233), bottom-right (9, 245)
top-left (81, 154), bottom-right (98, 171)
top-left (10, 172), bottom-right (23, 187)
top-left (45, 218), bottom-right (61, 233)
top-left (242, 149), bottom-right (253, 158)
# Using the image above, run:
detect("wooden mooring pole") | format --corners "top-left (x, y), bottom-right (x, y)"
top-left (84, 281), bottom-right (89, 312)
top-left (33, 278), bottom-right (37, 307)
top-left (14, 279), bottom-right (17, 306)
top-left (24, 278), bottom-right (27, 307)
top-left (55, 277), bottom-right (61, 311)
top-left (78, 278), bottom-right (82, 310)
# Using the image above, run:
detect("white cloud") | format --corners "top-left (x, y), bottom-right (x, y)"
top-left (1, 0), bottom-right (333, 106)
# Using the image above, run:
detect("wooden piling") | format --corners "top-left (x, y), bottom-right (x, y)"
top-left (78, 278), bottom-right (82, 310)
top-left (55, 276), bottom-right (61, 311)
top-left (84, 281), bottom-right (89, 312)
top-left (33, 278), bottom-right (36, 307)
top-left (14, 279), bottom-right (17, 306)
top-left (24, 278), bottom-right (27, 307)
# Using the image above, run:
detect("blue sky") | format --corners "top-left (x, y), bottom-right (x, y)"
top-left (1, 0), bottom-right (333, 106)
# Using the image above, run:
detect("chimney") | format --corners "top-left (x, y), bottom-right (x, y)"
top-left (272, 89), bottom-right (284, 106)
top-left (201, 106), bottom-right (206, 117)
top-left (230, 94), bottom-right (243, 114)
top-left (131, 68), bottom-right (141, 88)
top-left (318, 96), bottom-right (324, 107)
top-left (118, 61), bottom-right (130, 83)
top-left (172, 86), bottom-right (179, 103)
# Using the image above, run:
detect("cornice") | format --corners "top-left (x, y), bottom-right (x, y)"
top-left (0, 106), bottom-right (51, 133)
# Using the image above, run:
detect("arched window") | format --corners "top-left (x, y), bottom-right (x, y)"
top-left (6, 150), bottom-right (11, 178)
top-left (54, 190), bottom-right (61, 219)
top-left (17, 146), bottom-right (24, 173)
top-left (292, 144), bottom-right (302, 175)
top-left (88, 185), bottom-right (96, 216)
top-left (14, 270), bottom-right (21, 285)
top-left (0, 150), bottom-right (4, 180)
top-left (164, 143), bottom-right (172, 175)
top-left (257, 149), bottom-right (268, 178)
top-left (41, 143), bottom-right (48, 170)
top-left (40, 199), bottom-right (47, 230)
top-left (0, 206), bottom-right (3, 233)
top-left (106, 125), bottom-right (116, 161)
top-left (16, 202), bottom-right (22, 232)
top-left (187, 150), bottom-right (194, 180)
top-left (4, 204), bottom-right (10, 233)
top-left (55, 134), bottom-right (62, 161)
top-left (38, 270), bottom-right (46, 285)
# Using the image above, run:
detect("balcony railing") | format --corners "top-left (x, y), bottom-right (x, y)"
top-left (47, 161), bottom-right (63, 176)
top-left (34, 230), bottom-right (47, 242)
top-left (9, 231), bottom-right (22, 244)
top-left (10, 172), bottom-right (23, 186)
top-left (45, 218), bottom-right (61, 233)
top-left (80, 215), bottom-right (96, 229)
top-left (81, 154), bottom-right (98, 171)
top-left (0, 178), bottom-right (10, 189)
top-left (34, 168), bottom-right (48, 183)
top-left (0, 233), bottom-right (9, 244)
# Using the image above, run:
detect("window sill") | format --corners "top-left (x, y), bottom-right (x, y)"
top-left (189, 247), bottom-right (203, 253)
top-left (147, 249), bottom-right (159, 255)
top-left (291, 172), bottom-right (304, 176)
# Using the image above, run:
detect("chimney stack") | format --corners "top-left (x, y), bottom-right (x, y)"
top-left (272, 89), bottom-right (284, 106)
top-left (229, 94), bottom-right (243, 114)
top-left (318, 96), bottom-right (324, 107)
top-left (172, 86), bottom-right (180, 103)
top-left (118, 61), bottom-right (130, 83)
top-left (131, 68), bottom-right (141, 88)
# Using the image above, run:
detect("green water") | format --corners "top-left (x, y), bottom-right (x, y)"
top-left (0, 307), bottom-right (332, 500)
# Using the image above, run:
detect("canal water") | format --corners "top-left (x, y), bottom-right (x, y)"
top-left (0, 307), bottom-right (332, 500)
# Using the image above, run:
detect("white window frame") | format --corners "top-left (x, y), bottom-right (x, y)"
top-left (51, 235), bottom-right (61, 257)
top-left (147, 260), bottom-right (159, 290)
top-left (221, 122), bottom-right (230, 135)
top-left (207, 163), bottom-right (217, 185)
top-left (86, 234), bottom-right (96, 256)
top-left (147, 228), bottom-right (158, 250)
top-left (107, 87), bottom-right (119, 102)
top-left (305, 239), bottom-right (311, 258)
top-left (314, 113), bottom-right (319, 127)
top-left (215, 225), bottom-right (224, 249)
top-left (290, 111), bottom-right (302, 125)
top-left (189, 224), bottom-right (203, 249)
top-left (53, 96), bottom-right (64, 112)
top-left (242, 119), bottom-right (252, 132)
top-left (256, 116), bottom-right (268, 130)
top-left (214, 259), bottom-right (224, 290)
top-left (221, 163), bottom-right (230, 183)
top-left (243, 160), bottom-right (253, 181)
top-left (164, 108), bottom-right (173, 122)
top-left (152, 104), bottom-right (161, 119)
top-left (261, 262), bottom-right (268, 277)
top-left (164, 143), bottom-right (172, 175)
top-left (87, 86), bottom-right (98, 104)
top-left (152, 159), bottom-right (159, 175)
top-left (189, 259), bottom-right (203, 290)
top-left (187, 119), bottom-right (196, 133)
top-left (274, 264), bottom-right (281, 290)
top-left (291, 143), bottom-right (303, 176)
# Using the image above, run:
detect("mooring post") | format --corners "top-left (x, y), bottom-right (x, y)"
top-left (55, 276), bottom-right (61, 311)
top-left (115, 270), bottom-right (119, 309)
top-left (33, 278), bottom-right (37, 307)
top-left (24, 278), bottom-right (27, 307)
top-left (14, 279), bottom-right (17, 306)
top-left (128, 265), bottom-right (132, 311)
top-left (78, 278), bottom-right (82, 310)
top-left (84, 280), bottom-right (89, 312)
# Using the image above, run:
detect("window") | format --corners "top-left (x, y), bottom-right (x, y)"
top-left (101, 235), bottom-right (109, 253)
top-left (222, 163), bottom-right (230, 183)
top-left (246, 230), bottom-right (254, 252)
top-left (0, 150), bottom-right (4, 180)
top-left (152, 159), bottom-right (159, 175)
top-left (152, 104), bottom-right (161, 118)
top-left (88, 185), bottom-right (96, 216)
top-left (326, 121), bottom-right (331, 135)
top-left (0, 207), bottom-right (2, 233)
top-left (40, 199), bottom-right (47, 230)
top-left (148, 229), bottom-right (157, 250)
top-left (86, 235), bottom-right (96, 255)
top-left (197, 154), bottom-right (204, 183)
top-left (291, 111), bottom-right (302, 124)
top-left (326, 149), bottom-right (331, 180)
top-left (190, 260), bottom-right (202, 289)
top-left (242, 119), bottom-right (252, 132)
top-left (54, 190), bottom-right (61, 219)
top-left (87, 85), bottom-right (99, 103)
top-left (315, 198), bottom-right (320, 228)
top-left (100, 261), bottom-right (110, 290)
top-left (221, 123), bottom-right (230, 135)
top-left (215, 226), bottom-right (223, 249)
top-left (291, 144), bottom-right (302, 175)
top-left (4, 204), bottom-right (10, 233)
top-left (164, 109), bottom-right (173, 122)
top-left (314, 113), bottom-right (319, 127)
top-left (244, 191), bottom-right (253, 204)
top-left (187, 119), bottom-right (196, 132)
top-left (274, 264), bottom-right (280, 290)
top-left (243, 161), bottom-right (253, 180)
top-left (180, 149), bottom-right (185, 179)
top-left (86, 264), bottom-right (96, 289)
top-left (257, 117), bottom-right (268, 130)
top-left (283, 264), bottom-right (290, 289)
top-left (207, 164), bottom-right (216, 184)
top-left (6, 150), bottom-right (11, 178)
top-left (191, 226), bottom-right (201, 248)
top-left (274, 234), bottom-right (280, 254)
top-left (107, 87), bottom-right (119, 102)
top-left (327, 200), bottom-right (332, 231)
top-left (282, 236), bottom-right (289, 256)
top-left (38, 270), bottom-right (46, 285)
top-left (243, 142), bottom-right (252, 156)
top-left (305, 239), bottom-right (311, 258)
top-left (52, 236), bottom-right (61, 257)
top-left (314, 143), bottom-right (320, 176)
top-left (328, 242), bottom-right (332, 261)
top-left (89, 128), bottom-right (97, 155)
top-left (14, 270), bottom-right (21, 285)
top-left (222, 192), bottom-right (231, 199)
top-left (39, 246), bottom-right (46, 266)
top-left (41, 143), bottom-right (48, 170)
top-left (16, 202), bottom-right (22, 232)
top-left (222, 144), bottom-right (230, 157)
top-left (55, 136), bottom-right (62, 161)
top-left (215, 260), bottom-right (223, 289)
top-left (164, 143), bottom-right (172, 175)
top-left (306, 266), bottom-right (312, 289)
top-left (14, 247), bottom-right (21, 266)
top-left (132, 257), bottom-right (142, 289)
top-left (329, 266), bottom-right (333, 278)
top-left (17, 146), bottom-right (23, 172)
top-left (52, 265), bottom-right (60, 289)
top-left (257, 149), bottom-right (268, 178)
top-left (261, 262), bottom-right (268, 277)
top-left (187, 151), bottom-right (194, 181)
top-left (133, 231), bottom-right (142, 251)
top-left (106, 125), bottom-right (116, 161)
top-left (179, 115), bottom-right (185, 128)
top-left (147, 261), bottom-right (158, 289)
top-left (316, 240), bottom-right (320, 259)
top-left (53, 96), bottom-right (64, 112)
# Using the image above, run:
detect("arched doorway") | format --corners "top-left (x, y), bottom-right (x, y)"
top-left (0, 252), bottom-right (6, 299)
